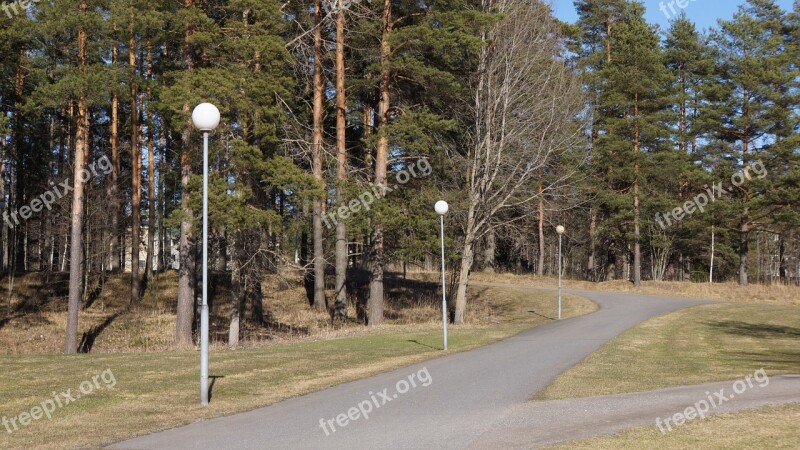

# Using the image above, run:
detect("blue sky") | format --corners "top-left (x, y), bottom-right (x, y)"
top-left (551, 0), bottom-right (796, 32)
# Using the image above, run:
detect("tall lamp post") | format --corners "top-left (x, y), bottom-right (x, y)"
top-left (192, 103), bottom-right (220, 406)
top-left (435, 200), bottom-right (449, 350)
top-left (556, 225), bottom-right (565, 320)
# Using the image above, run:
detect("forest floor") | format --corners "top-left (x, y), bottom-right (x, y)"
top-left (0, 269), bottom-right (586, 355)
top-left (0, 280), bottom-right (596, 449)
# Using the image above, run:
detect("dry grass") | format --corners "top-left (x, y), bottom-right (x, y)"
top-left (0, 284), bottom-right (597, 450)
top-left (471, 272), bottom-right (800, 306)
top-left (0, 272), bottom-right (179, 354)
top-left (3, 270), bottom-right (560, 355)
top-left (537, 303), bottom-right (800, 400)
top-left (551, 403), bottom-right (800, 449)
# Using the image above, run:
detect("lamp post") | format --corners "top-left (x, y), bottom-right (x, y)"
top-left (556, 225), bottom-right (565, 320)
top-left (192, 103), bottom-right (220, 406)
top-left (434, 200), bottom-right (449, 350)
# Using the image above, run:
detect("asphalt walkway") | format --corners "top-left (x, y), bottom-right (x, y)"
top-left (111, 287), bottom-right (796, 449)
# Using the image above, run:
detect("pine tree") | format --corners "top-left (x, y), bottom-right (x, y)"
top-left (593, 2), bottom-right (671, 284)
top-left (701, 0), bottom-right (787, 285)
top-left (572, 0), bottom-right (628, 280)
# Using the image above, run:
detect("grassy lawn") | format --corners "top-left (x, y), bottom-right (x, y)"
top-left (537, 303), bottom-right (800, 400)
top-left (0, 286), bottom-right (595, 449)
top-left (551, 403), bottom-right (800, 449)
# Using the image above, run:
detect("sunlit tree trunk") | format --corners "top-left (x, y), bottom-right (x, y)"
top-left (176, 0), bottom-right (195, 349)
top-left (130, 15), bottom-right (142, 304)
top-left (368, 0), bottom-right (392, 326)
top-left (311, 0), bottom-right (326, 311)
top-left (334, 0), bottom-right (348, 319)
top-left (65, 0), bottom-right (89, 354)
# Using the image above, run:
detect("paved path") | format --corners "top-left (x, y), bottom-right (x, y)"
top-left (111, 287), bottom-right (795, 449)
top-left (470, 375), bottom-right (800, 448)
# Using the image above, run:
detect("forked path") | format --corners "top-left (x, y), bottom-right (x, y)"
top-left (111, 287), bottom-right (795, 449)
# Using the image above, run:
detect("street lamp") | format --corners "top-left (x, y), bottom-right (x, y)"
top-left (555, 225), bottom-right (565, 320)
top-left (434, 200), bottom-right (449, 350)
top-left (192, 102), bottom-right (220, 406)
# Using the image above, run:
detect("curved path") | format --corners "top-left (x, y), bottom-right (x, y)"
top-left (112, 288), bottom-right (794, 449)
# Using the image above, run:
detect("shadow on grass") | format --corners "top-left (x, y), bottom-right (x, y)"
top-left (407, 339), bottom-right (440, 350)
top-left (208, 375), bottom-right (225, 402)
top-left (724, 351), bottom-right (800, 371)
top-left (346, 268), bottom-right (440, 325)
top-left (79, 312), bottom-right (123, 353)
top-left (704, 321), bottom-right (800, 339)
top-left (528, 310), bottom-right (556, 321)
top-left (0, 273), bottom-right (71, 330)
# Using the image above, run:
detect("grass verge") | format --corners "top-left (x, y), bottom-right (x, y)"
top-left (536, 303), bottom-right (800, 400)
top-left (471, 272), bottom-right (800, 306)
top-left (551, 403), bottom-right (800, 449)
top-left (0, 286), bottom-right (596, 449)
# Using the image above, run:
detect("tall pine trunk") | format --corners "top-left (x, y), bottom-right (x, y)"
top-left (176, 0), bottom-right (195, 348)
top-left (109, 41), bottom-right (121, 273)
top-left (739, 137), bottom-right (750, 286)
top-left (145, 35), bottom-right (157, 278)
top-left (65, 1), bottom-right (89, 354)
top-left (334, 1), bottom-right (348, 319)
top-left (129, 17), bottom-right (142, 304)
top-left (368, 0), bottom-right (392, 326)
top-left (633, 93), bottom-right (641, 287)
top-left (311, 0), bottom-right (326, 311)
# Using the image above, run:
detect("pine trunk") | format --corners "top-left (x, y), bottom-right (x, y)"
top-left (176, 0), bottom-right (196, 348)
top-left (109, 42), bottom-right (121, 273)
top-left (130, 18), bottom-right (142, 304)
top-left (368, 0), bottom-right (392, 326)
top-left (334, 2), bottom-right (348, 320)
top-left (65, 2), bottom-right (89, 354)
top-left (311, 0), bottom-right (326, 311)
top-left (633, 93), bottom-right (641, 287)
top-left (145, 35), bottom-right (157, 278)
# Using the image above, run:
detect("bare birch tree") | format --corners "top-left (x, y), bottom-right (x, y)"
top-left (453, 0), bottom-right (586, 324)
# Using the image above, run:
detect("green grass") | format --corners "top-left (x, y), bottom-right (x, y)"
top-left (537, 303), bottom-right (800, 400)
top-left (0, 287), bottom-right (595, 449)
top-left (551, 403), bottom-right (800, 449)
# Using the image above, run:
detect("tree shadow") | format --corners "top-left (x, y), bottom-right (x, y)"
top-left (262, 311), bottom-right (311, 337)
top-left (83, 272), bottom-right (109, 310)
top-left (79, 312), bottom-right (122, 353)
top-left (703, 320), bottom-right (800, 339)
